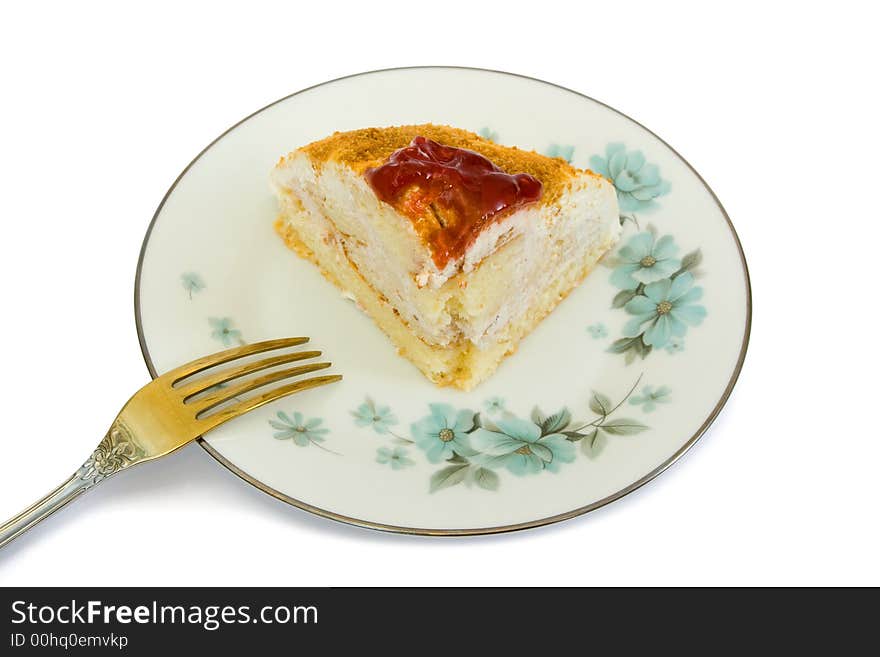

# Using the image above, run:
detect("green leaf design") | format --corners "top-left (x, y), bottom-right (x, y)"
top-left (563, 431), bottom-right (586, 441)
top-left (609, 337), bottom-right (639, 354)
top-left (541, 408), bottom-right (571, 435)
top-left (530, 407), bottom-right (545, 426)
top-left (447, 453), bottom-right (468, 465)
top-left (613, 335), bottom-right (651, 363)
top-left (474, 467), bottom-right (499, 491)
top-left (612, 288), bottom-right (639, 309)
top-left (471, 412), bottom-right (482, 430)
top-left (589, 392), bottom-right (612, 416)
top-left (581, 428), bottom-right (607, 458)
top-left (679, 249), bottom-right (703, 272)
top-left (601, 419), bottom-right (649, 435)
top-left (429, 464), bottom-right (469, 493)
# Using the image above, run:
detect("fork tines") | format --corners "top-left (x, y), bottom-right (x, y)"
top-left (161, 337), bottom-right (341, 428)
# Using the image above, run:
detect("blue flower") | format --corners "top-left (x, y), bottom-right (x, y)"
top-left (546, 143), bottom-right (575, 163)
top-left (181, 272), bottom-right (205, 299)
top-left (629, 386), bottom-right (671, 412)
top-left (587, 323), bottom-right (608, 339)
top-left (477, 127), bottom-right (498, 142)
top-left (622, 272), bottom-right (706, 348)
top-left (376, 446), bottom-right (415, 470)
top-left (665, 337), bottom-right (685, 353)
top-left (269, 411), bottom-right (329, 446)
top-left (352, 399), bottom-right (398, 434)
top-left (411, 404), bottom-right (476, 463)
top-left (470, 416), bottom-right (575, 475)
top-left (209, 317), bottom-right (242, 346)
top-left (484, 397), bottom-right (506, 415)
top-left (611, 232), bottom-right (681, 289)
top-left (590, 143), bottom-right (670, 212)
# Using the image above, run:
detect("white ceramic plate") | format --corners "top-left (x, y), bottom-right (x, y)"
top-left (136, 67), bottom-right (750, 535)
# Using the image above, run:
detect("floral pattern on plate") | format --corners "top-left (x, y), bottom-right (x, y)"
top-left (209, 317), bottom-right (245, 346)
top-left (269, 411), bottom-right (338, 454)
top-left (181, 272), bottom-right (205, 300)
top-left (590, 143), bottom-right (670, 214)
top-left (606, 228), bottom-right (706, 363)
top-left (545, 143), bottom-right (575, 163)
top-left (349, 375), bottom-right (657, 493)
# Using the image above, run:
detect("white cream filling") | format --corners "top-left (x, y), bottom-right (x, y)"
top-left (271, 153), bottom-right (620, 349)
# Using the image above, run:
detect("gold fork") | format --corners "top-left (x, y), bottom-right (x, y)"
top-left (0, 337), bottom-right (341, 549)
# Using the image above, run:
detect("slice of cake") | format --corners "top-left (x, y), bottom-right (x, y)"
top-left (270, 124), bottom-right (620, 390)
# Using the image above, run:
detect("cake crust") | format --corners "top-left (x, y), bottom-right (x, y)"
top-left (290, 124), bottom-right (602, 207)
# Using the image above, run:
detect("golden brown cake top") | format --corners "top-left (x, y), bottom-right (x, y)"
top-left (298, 123), bottom-right (587, 207)
top-left (292, 124), bottom-right (600, 269)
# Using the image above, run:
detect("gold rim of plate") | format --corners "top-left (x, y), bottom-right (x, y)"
top-left (134, 66), bottom-right (752, 536)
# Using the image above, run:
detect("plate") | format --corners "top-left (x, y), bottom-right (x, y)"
top-left (136, 67), bottom-right (750, 534)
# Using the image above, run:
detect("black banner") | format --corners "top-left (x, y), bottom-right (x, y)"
top-left (0, 587), bottom-right (871, 653)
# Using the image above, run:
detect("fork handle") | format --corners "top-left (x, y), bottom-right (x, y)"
top-left (0, 474), bottom-right (92, 549)
top-left (0, 422), bottom-right (143, 549)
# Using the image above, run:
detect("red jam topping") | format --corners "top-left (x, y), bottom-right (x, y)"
top-left (365, 136), bottom-right (543, 269)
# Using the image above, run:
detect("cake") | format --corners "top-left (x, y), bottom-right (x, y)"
top-left (270, 124), bottom-right (620, 390)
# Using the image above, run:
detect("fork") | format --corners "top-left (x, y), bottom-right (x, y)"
top-left (0, 337), bottom-right (341, 549)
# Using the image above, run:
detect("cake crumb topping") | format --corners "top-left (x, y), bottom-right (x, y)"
top-left (296, 124), bottom-right (596, 207)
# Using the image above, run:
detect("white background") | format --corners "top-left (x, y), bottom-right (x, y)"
top-left (1, 1), bottom-right (877, 586)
